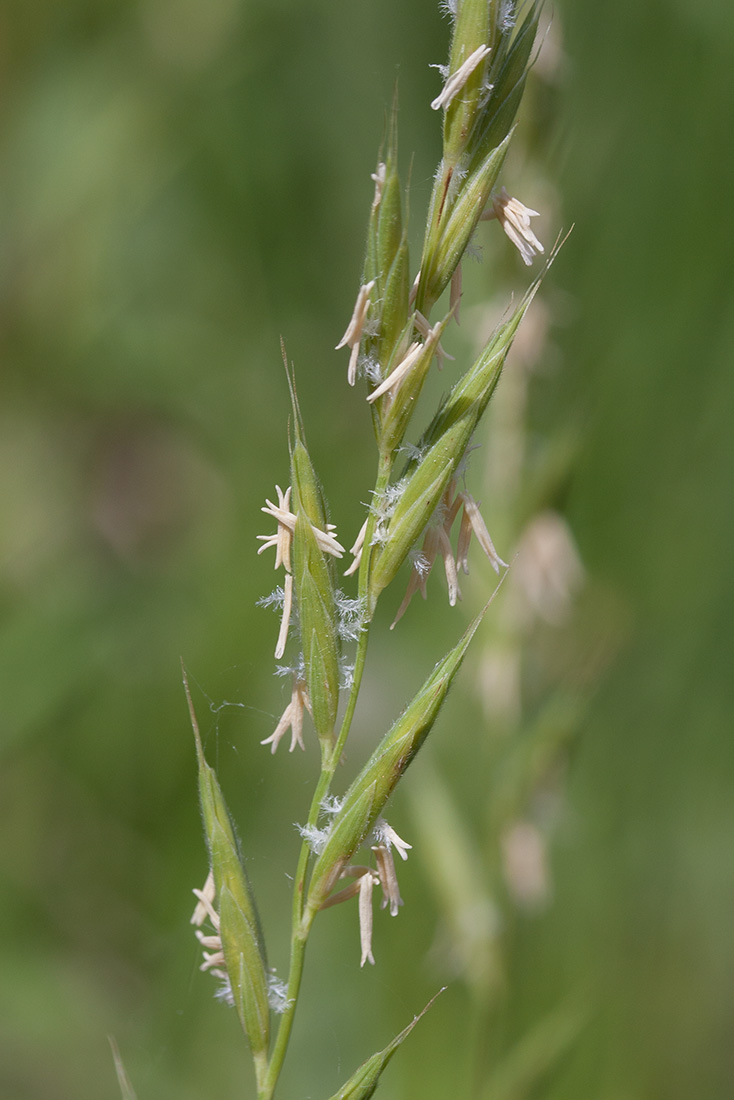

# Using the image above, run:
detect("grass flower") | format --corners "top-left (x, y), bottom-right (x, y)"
top-left (261, 676), bottom-right (312, 753)
top-left (455, 489), bottom-right (507, 575)
top-left (257, 484), bottom-right (344, 657)
top-left (372, 817), bottom-right (412, 861)
top-left (483, 186), bottom-right (545, 265)
top-left (258, 486), bottom-right (345, 559)
top-left (313, 817), bottom-right (412, 964)
top-left (366, 341), bottom-right (423, 403)
top-left (392, 480), bottom-right (506, 626)
top-left (372, 845), bottom-right (404, 917)
top-left (256, 485), bottom-right (293, 569)
top-left (191, 871), bottom-right (233, 1004)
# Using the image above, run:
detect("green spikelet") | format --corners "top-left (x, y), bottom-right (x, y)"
top-left (306, 608), bottom-right (486, 914)
top-left (184, 669), bottom-right (270, 1071)
top-left (292, 510), bottom-right (340, 747)
top-left (324, 991), bottom-right (444, 1100)
top-left (283, 353), bottom-right (342, 750)
top-left (369, 277), bottom-right (542, 600)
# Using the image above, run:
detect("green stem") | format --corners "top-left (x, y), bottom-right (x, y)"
top-left (259, 906), bottom-right (313, 1100)
top-left (262, 451), bottom-right (393, 1099)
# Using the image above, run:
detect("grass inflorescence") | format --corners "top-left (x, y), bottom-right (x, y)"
top-left (181, 3), bottom-right (560, 1098)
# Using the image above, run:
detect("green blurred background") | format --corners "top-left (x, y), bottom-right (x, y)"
top-left (2, 1), bottom-right (733, 1098)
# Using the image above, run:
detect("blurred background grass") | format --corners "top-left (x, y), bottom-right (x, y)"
top-left (1, 1), bottom-right (733, 1098)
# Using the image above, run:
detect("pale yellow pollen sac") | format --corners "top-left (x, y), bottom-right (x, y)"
top-left (437, 526), bottom-right (460, 607)
top-left (482, 186), bottom-right (545, 266)
top-left (431, 43), bottom-right (491, 111)
top-left (256, 485), bottom-right (294, 568)
top-left (274, 572), bottom-right (293, 660)
top-left (256, 484), bottom-right (298, 657)
top-left (367, 309), bottom-right (452, 403)
top-left (318, 820), bottom-right (411, 965)
top-left (336, 280), bottom-right (376, 386)
top-left (191, 873), bottom-right (230, 984)
top-left (370, 162), bottom-right (387, 211)
top-left (366, 341), bottom-right (423, 404)
top-left (344, 518), bottom-right (368, 577)
top-left (372, 845), bottom-right (404, 917)
top-left (455, 491), bottom-right (508, 574)
top-left (260, 676), bottom-right (313, 754)
top-left (378, 821), bottom-right (412, 861)
top-left (316, 864), bottom-right (380, 965)
top-left (195, 931), bottom-right (223, 950)
top-left (358, 869), bottom-right (379, 967)
top-left (259, 494), bottom-right (345, 558)
top-left (200, 949), bottom-right (227, 974)
top-left (442, 479), bottom-right (464, 531)
top-left (274, 485), bottom-right (292, 571)
top-left (257, 485), bottom-right (343, 659)
top-left (191, 869), bottom-right (218, 928)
